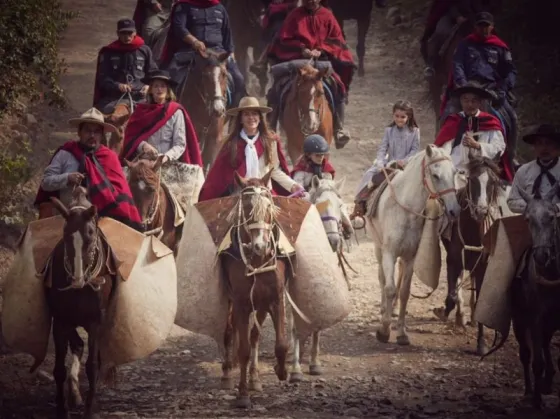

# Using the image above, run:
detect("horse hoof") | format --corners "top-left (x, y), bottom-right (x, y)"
top-left (289, 372), bottom-right (305, 383)
top-left (221, 376), bottom-right (235, 390)
top-left (433, 307), bottom-right (448, 322)
top-left (375, 329), bottom-right (390, 343)
top-left (309, 364), bottom-right (323, 376)
top-left (235, 395), bottom-right (252, 409)
top-left (274, 364), bottom-right (288, 381)
top-left (396, 335), bottom-right (410, 346)
top-left (248, 379), bottom-right (263, 392)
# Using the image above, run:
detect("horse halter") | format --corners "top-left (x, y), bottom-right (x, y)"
top-left (421, 156), bottom-right (457, 200)
top-left (295, 78), bottom-right (324, 136)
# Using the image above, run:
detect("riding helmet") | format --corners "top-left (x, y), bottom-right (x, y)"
top-left (303, 134), bottom-right (330, 154)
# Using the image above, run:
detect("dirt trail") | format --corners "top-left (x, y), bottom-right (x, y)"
top-left (1, 1), bottom-right (558, 418)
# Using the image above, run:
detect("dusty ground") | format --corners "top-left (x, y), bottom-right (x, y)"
top-left (1, 0), bottom-right (560, 418)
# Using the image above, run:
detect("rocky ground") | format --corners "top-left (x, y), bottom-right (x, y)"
top-left (1, 0), bottom-right (560, 418)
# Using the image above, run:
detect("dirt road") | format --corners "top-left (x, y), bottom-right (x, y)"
top-left (1, 1), bottom-right (557, 418)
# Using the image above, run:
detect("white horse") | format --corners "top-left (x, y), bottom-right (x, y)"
top-left (366, 145), bottom-right (461, 345)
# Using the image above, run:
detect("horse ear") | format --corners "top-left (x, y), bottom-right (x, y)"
top-left (316, 67), bottom-right (329, 80)
top-left (123, 159), bottom-right (132, 168)
top-left (298, 66), bottom-right (306, 77)
top-left (217, 51), bottom-right (230, 62)
top-left (425, 144), bottom-right (435, 158)
top-left (311, 175), bottom-right (320, 189)
top-left (50, 197), bottom-right (69, 219)
top-left (335, 176), bottom-right (346, 193)
top-left (544, 182), bottom-right (560, 202)
top-left (85, 205), bottom-right (97, 220)
top-left (152, 154), bottom-right (165, 171)
top-left (233, 171), bottom-right (246, 188)
top-left (518, 186), bottom-right (533, 203)
top-left (261, 168), bottom-right (274, 186)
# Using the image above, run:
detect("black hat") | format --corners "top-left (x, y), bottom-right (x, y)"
top-left (117, 18), bottom-right (136, 33)
top-left (452, 81), bottom-right (493, 100)
top-left (475, 12), bottom-right (494, 26)
top-left (142, 70), bottom-right (177, 86)
top-left (522, 124), bottom-right (560, 144)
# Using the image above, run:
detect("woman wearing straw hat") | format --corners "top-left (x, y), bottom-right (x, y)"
top-left (199, 96), bottom-right (304, 200)
top-left (34, 108), bottom-right (142, 230)
top-left (122, 70), bottom-right (202, 166)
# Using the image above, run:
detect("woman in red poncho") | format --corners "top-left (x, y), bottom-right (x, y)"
top-left (198, 96), bottom-right (304, 201)
top-left (121, 70), bottom-right (202, 166)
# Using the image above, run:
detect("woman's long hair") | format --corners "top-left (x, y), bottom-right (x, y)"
top-left (147, 83), bottom-right (177, 104)
top-left (225, 111), bottom-right (276, 167)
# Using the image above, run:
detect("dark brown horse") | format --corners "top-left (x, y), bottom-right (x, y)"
top-left (124, 155), bottom-right (179, 252)
top-left (330, 0), bottom-right (374, 77)
top-left (178, 50), bottom-right (229, 170)
top-left (45, 187), bottom-right (118, 419)
top-left (220, 170), bottom-right (291, 409)
top-left (103, 103), bottom-right (132, 155)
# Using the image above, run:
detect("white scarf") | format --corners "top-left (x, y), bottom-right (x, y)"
top-left (240, 129), bottom-right (260, 179)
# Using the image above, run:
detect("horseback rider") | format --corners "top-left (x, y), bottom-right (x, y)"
top-left (508, 125), bottom-right (560, 213)
top-left (133, 0), bottom-right (173, 45)
top-left (160, 0), bottom-right (247, 106)
top-left (266, 0), bottom-right (357, 149)
top-left (421, 0), bottom-right (485, 78)
top-left (34, 108), bottom-right (143, 231)
top-left (434, 82), bottom-right (513, 181)
top-left (122, 69), bottom-right (203, 166)
top-left (198, 96), bottom-right (304, 201)
top-left (93, 18), bottom-right (157, 124)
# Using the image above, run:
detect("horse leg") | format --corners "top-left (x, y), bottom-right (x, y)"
top-left (433, 243), bottom-right (460, 322)
top-left (53, 320), bottom-right (71, 419)
top-left (376, 250), bottom-right (397, 343)
top-left (234, 307), bottom-right (252, 409)
top-left (392, 258), bottom-right (404, 317)
top-left (512, 318), bottom-right (533, 398)
top-left (270, 286), bottom-right (289, 382)
top-left (83, 324), bottom-right (101, 419)
top-left (454, 275), bottom-right (468, 330)
top-left (375, 246), bottom-right (388, 317)
top-left (248, 310), bottom-right (267, 392)
top-left (67, 329), bottom-right (85, 408)
top-left (309, 332), bottom-right (323, 375)
top-left (542, 327), bottom-right (555, 395)
top-left (395, 259), bottom-right (414, 346)
top-left (221, 301), bottom-right (236, 390)
top-left (531, 325), bottom-right (544, 409)
top-left (356, 17), bottom-right (370, 77)
top-left (287, 307), bottom-right (304, 383)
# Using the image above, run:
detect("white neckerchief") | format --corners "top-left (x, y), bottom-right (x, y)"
top-left (240, 129), bottom-right (260, 179)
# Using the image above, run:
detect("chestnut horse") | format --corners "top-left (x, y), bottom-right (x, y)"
top-left (44, 187), bottom-right (118, 419)
top-left (104, 103), bottom-right (132, 156)
top-left (124, 155), bottom-right (180, 252)
top-left (220, 170), bottom-right (291, 409)
top-left (281, 64), bottom-right (333, 164)
top-left (177, 50), bottom-right (230, 170)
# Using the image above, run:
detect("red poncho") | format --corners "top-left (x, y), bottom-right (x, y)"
top-left (434, 112), bottom-right (513, 181)
top-left (122, 101), bottom-right (203, 166)
top-left (34, 142), bottom-right (143, 230)
top-left (268, 6), bottom-right (355, 90)
top-left (160, 0), bottom-right (221, 65)
top-left (199, 135), bottom-right (291, 201)
top-left (290, 156), bottom-right (336, 178)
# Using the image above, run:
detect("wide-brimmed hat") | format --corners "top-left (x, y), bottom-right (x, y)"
top-left (226, 96), bottom-right (272, 116)
top-left (142, 69), bottom-right (177, 86)
top-left (68, 108), bottom-right (117, 133)
top-left (452, 81), bottom-right (493, 100)
top-left (522, 124), bottom-right (560, 144)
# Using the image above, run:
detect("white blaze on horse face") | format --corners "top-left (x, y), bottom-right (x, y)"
top-left (72, 231), bottom-right (85, 280)
top-left (137, 180), bottom-right (146, 191)
top-left (475, 171), bottom-right (490, 217)
top-left (212, 67), bottom-right (225, 115)
top-left (307, 86), bottom-right (319, 131)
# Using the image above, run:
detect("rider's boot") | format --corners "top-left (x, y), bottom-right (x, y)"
top-left (266, 86), bottom-right (280, 130)
top-left (333, 101), bottom-right (350, 149)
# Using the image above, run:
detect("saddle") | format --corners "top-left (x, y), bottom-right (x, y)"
top-left (354, 168), bottom-right (399, 218)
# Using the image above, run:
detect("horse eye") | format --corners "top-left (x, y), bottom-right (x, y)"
top-left (433, 174), bottom-right (440, 181)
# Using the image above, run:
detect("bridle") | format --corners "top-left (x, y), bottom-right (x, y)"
top-left (421, 156), bottom-right (457, 201)
top-left (294, 77), bottom-right (325, 136)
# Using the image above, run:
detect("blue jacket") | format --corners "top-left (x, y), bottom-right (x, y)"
top-left (452, 37), bottom-right (516, 92)
top-left (171, 3), bottom-right (233, 54)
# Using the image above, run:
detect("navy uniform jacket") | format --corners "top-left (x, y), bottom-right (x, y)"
top-left (171, 2), bottom-right (234, 54)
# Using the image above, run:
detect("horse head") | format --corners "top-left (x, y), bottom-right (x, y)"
top-left (193, 50), bottom-right (230, 116)
top-left (463, 152), bottom-right (503, 222)
top-left (124, 155), bottom-right (164, 227)
top-left (518, 182), bottom-right (560, 276)
top-left (309, 175), bottom-right (346, 252)
top-left (423, 144), bottom-right (461, 219)
top-left (232, 169), bottom-right (278, 258)
top-left (292, 64), bottom-right (329, 135)
top-left (50, 187), bottom-right (100, 289)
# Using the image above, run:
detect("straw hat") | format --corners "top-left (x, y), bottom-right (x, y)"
top-left (225, 96), bottom-right (272, 116)
top-left (68, 108), bottom-right (117, 133)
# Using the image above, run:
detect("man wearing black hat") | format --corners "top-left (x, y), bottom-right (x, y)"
top-left (508, 125), bottom-right (560, 213)
top-left (93, 18), bottom-right (158, 117)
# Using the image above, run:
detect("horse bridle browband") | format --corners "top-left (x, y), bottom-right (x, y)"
top-left (421, 156), bottom-right (457, 200)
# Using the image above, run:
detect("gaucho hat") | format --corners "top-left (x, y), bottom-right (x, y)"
top-left (142, 70), bottom-right (178, 86)
top-left (452, 81), bottom-right (493, 100)
top-left (522, 124), bottom-right (560, 144)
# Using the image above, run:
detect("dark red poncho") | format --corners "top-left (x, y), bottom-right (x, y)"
top-left (93, 36), bottom-right (146, 107)
top-left (434, 112), bottom-right (513, 181)
top-left (199, 135), bottom-right (291, 201)
top-left (290, 156), bottom-right (336, 178)
top-left (122, 101), bottom-right (203, 166)
top-left (268, 6), bottom-right (355, 90)
top-left (160, 0), bottom-right (221, 65)
top-left (34, 142), bottom-right (143, 230)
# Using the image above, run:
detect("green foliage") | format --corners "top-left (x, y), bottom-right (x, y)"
top-left (0, 0), bottom-right (76, 118)
top-left (0, 135), bottom-right (33, 210)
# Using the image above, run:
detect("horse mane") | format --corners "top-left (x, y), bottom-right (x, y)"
top-left (466, 155), bottom-right (502, 178)
top-left (228, 180), bottom-right (279, 223)
top-left (309, 178), bottom-right (341, 200)
top-left (131, 161), bottom-right (160, 187)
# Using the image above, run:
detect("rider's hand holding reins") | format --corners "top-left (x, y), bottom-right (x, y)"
top-left (140, 85), bottom-right (150, 96)
top-left (462, 133), bottom-right (481, 150)
top-left (152, 2), bottom-right (163, 12)
top-left (68, 173), bottom-right (85, 186)
top-left (118, 83), bottom-right (132, 93)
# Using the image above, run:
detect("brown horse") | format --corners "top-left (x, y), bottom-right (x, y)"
top-left (178, 50), bottom-right (230, 170)
top-left (103, 103), bottom-right (133, 155)
top-left (45, 187), bottom-right (118, 419)
top-left (124, 155), bottom-right (179, 252)
top-left (220, 170), bottom-right (291, 409)
top-left (330, 0), bottom-right (374, 77)
top-left (281, 64), bottom-right (333, 164)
